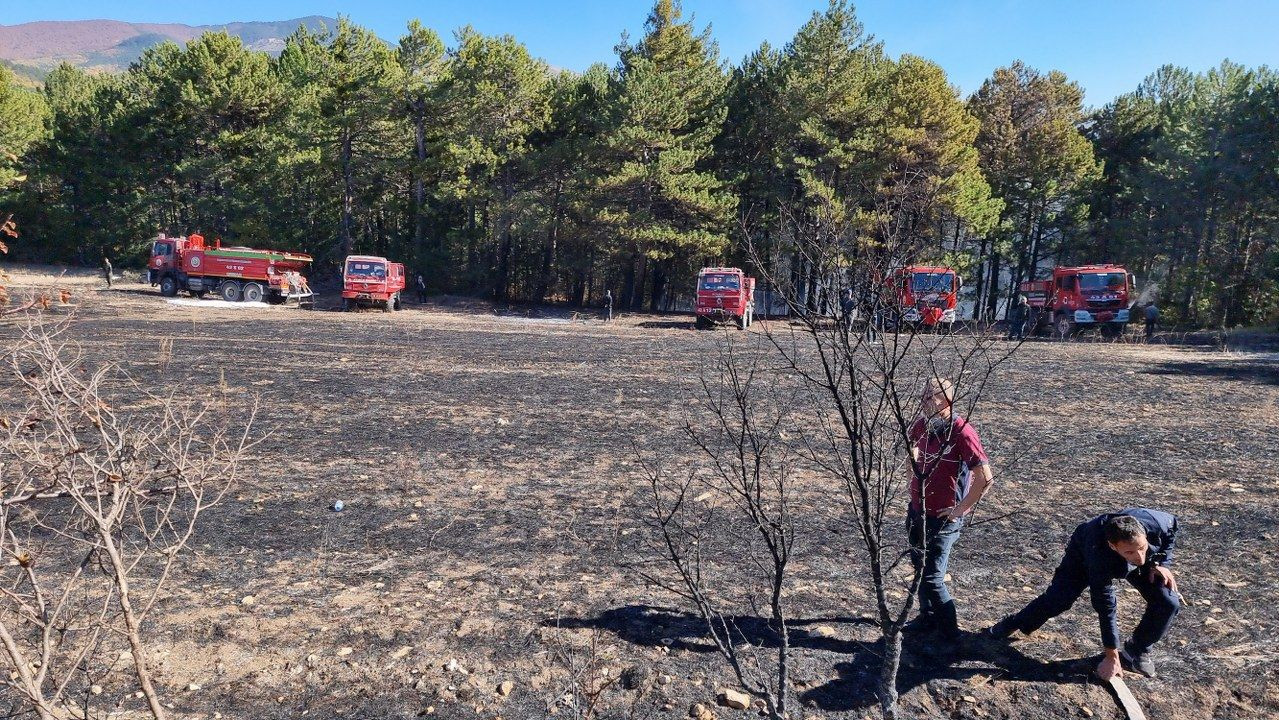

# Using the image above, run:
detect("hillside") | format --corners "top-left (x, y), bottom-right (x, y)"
top-left (0, 17), bottom-right (336, 75)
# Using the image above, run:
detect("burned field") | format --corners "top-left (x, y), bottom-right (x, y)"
top-left (3, 271), bottom-right (1278, 720)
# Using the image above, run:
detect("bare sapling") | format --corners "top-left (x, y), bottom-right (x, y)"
top-left (0, 314), bottom-right (258, 719)
top-left (749, 188), bottom-right (1016, 719)
top-left (629, 334), bottom-right (801, 720)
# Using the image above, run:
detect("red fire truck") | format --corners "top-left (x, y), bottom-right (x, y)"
top-left (341, 255), bottom-right (406, 312)
top-left (695, 267), bottom-right (755, 330)
top-left (1019, 264), bottom-right (1135, 338)
top-left (885, 266), bottom-right (961, 333)
top-left (148, 234), bottom-right (314, 305)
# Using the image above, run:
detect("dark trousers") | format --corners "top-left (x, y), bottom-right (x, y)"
top-left (1145, 318), bottom-right (1156, 339)
top-left (1010, 539), bottom-right (1179, 655)
top-left (417, 287), bottom-right (426, 302)
top-left (909, 512), bottom-right (964, 621)
top-left (1007, 319), bottom-right (1026, 340)
top-left (104, 269), bottom-right (112, 287)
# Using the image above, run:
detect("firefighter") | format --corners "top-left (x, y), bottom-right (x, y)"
top-left (102, 256), bottom-right (113, 288)
top-left (604, 289), bottom-right (614, 322)
top-left (987, 509), bottom-right (1180, 679)
top-left (905, 378), bottom-right (995, 641)
top-left (839, 287), bottom-right (855, 332)
top-left (1144, 303), bottom-right (1159, 341)
top-left (416, 273), bottom-right (427, 303)
top-left (1006, 294), bottom-right (1029, 341)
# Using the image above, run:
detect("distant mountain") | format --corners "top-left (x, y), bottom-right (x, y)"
top-left (0, 17), bottom-right (337, 77)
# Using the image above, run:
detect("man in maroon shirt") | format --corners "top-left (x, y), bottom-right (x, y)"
top-left (906, 378), bottom-right (995, 640)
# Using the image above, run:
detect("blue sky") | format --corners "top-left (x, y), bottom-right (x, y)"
top-left (2, 0), bottom-right (1275, 106)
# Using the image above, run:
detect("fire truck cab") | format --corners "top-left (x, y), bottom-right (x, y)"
top-left (886, 266), bottom-right (961, 333)
top-left (695, 267), bottom-right (756, 330)
top-left (342, 255), bottom-right (406, 312)
top-left (1021, 264), bottom-right (1135, 338)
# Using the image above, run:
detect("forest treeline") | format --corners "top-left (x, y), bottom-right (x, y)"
top-left (0, 0), bottom-right (1276, 326)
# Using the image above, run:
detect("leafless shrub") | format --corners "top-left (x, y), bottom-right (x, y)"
top-left (629, 333), bottom-right (801, 720)
top-left (745, 188), bottom-right (1017, 718)
top-left (0, 314), bottom-right (258, 719)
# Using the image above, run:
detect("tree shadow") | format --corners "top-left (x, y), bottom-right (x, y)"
top-left (636, 320), bottom-right (695, 330)
top-left (551, 605), bottom-right (1094, 714)
top-left (1143, 358), bottom-right (1279, 386)
top-left (548, 604), bottom-right (877, 655)
top-left (801, 631), bottom-right (1093, 713)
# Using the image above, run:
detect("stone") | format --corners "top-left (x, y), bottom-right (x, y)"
top-left (717, 688), bottom-right (751, 710)
top-left (497, 680), bottom-right (514, 697)
top-left (336, 647), bottom-right (353, 657)
top-left (391, 647), bottom-right (412, 660)
top-left (809, 625), bottom-right (838, 638)
top-left (187, 683), bottom-right (201, 691)
top-left (689, 703), bottom-right (714, 720)
top-left (240, 595), bottom-right (256, 606)
top-left (658, 674), bottom-right (673, 686)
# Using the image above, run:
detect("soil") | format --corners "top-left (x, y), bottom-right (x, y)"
top-left (2, 267), bottom-right (1276, 720)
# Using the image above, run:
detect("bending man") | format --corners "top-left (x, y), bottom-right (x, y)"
top-left (987, 509), bottom-right (1180, 679)
top-left (906, 378), bottom-right (995, 640)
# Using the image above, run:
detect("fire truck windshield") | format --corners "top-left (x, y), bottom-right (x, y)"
top-left (911, 273), bottom-right (953, 294)
top-left (1079, 272), bottom-right (1126, 291)
top-left (346, 261), bottom-right (386, 278)
top-left (699, 274), bottom-right (740, 291)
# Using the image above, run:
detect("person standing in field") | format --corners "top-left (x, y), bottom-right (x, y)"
top-left (987, 509), bottom-right (1180, 679)
top-left (1144, 303), bottom-right (1159, 341)
top-left (839, 287), bottom-right (855, 332)
top-left (906, 378), bottom-right (995, 640)
top-left (1007, 294), bottom-right (1029, 341)
top-left (102, 256), bottom-right (113, 288)
top-left (604, 289), bottom-right (613, 322)
top-left (416, 273), bottom-right (427, 303)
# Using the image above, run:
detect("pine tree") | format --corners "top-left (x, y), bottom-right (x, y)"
top-left (968, 61), bottom-right (1101, 317)
top-left (597, 0), bottom-right (736, 311)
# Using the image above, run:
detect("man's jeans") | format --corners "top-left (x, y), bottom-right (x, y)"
top-left (909, 512), bottom-right (964, 622)
top-left (1010, 537), bottom-right (1180, 655)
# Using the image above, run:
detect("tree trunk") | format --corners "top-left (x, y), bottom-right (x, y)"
top-left (649, 262), bottom-right (668, 313)
top-left (878, 629), bottom-right (904, 720)
top-left (413, 112), bottom-right (427, 260)
top-left (340, 129), bottom-right (355, 258)
top-left (535, 179), bottom-right (563, 302)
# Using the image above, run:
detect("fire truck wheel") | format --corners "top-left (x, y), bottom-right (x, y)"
top-left (695, 316), bottom-right (710, 330)
top-left (1101, 323), bottom-right (1122, 340)
top-left (159, 275), bottom-right (178, 297)
top-left (342, 298), bottom-right (353, 311)
top-left (193, 290), bottom-right (207, 299)
top-left (220, 282), bottom-right (242, 302)
top-left (242, 282), bottom-right (264, 303)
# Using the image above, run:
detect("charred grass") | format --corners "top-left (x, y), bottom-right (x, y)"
top-left (3, 271), bottom-right (1276, 720)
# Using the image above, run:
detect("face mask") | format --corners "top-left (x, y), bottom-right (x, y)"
top-left (926, 417), bottom-right (952, 435)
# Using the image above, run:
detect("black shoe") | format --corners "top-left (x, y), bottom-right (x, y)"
top-left (903, 613), bottom-right (937, 636)
top-left (984, 617), bottom-right (1018, 640)
top-left (935, 601), bottom-right (961, 641)
top-left (1119, 645), bottom-right (1157, 678)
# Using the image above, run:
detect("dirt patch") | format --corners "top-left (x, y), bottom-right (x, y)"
top-left (2, 272), bottom-right (1276, 720)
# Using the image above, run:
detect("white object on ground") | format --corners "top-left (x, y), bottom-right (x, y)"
top-left (165, 298), bottom-right (271, 309)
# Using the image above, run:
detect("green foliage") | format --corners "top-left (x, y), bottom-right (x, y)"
top-left (2, 10), bottom-right (1276, 325)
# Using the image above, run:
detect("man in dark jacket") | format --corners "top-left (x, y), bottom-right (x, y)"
top-left (987, 509), bottom-right (1180, 679)
top-left (102, 257), bottom-right (113, 288)
top-left (1006, 295), bottom-right (1029, 340)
